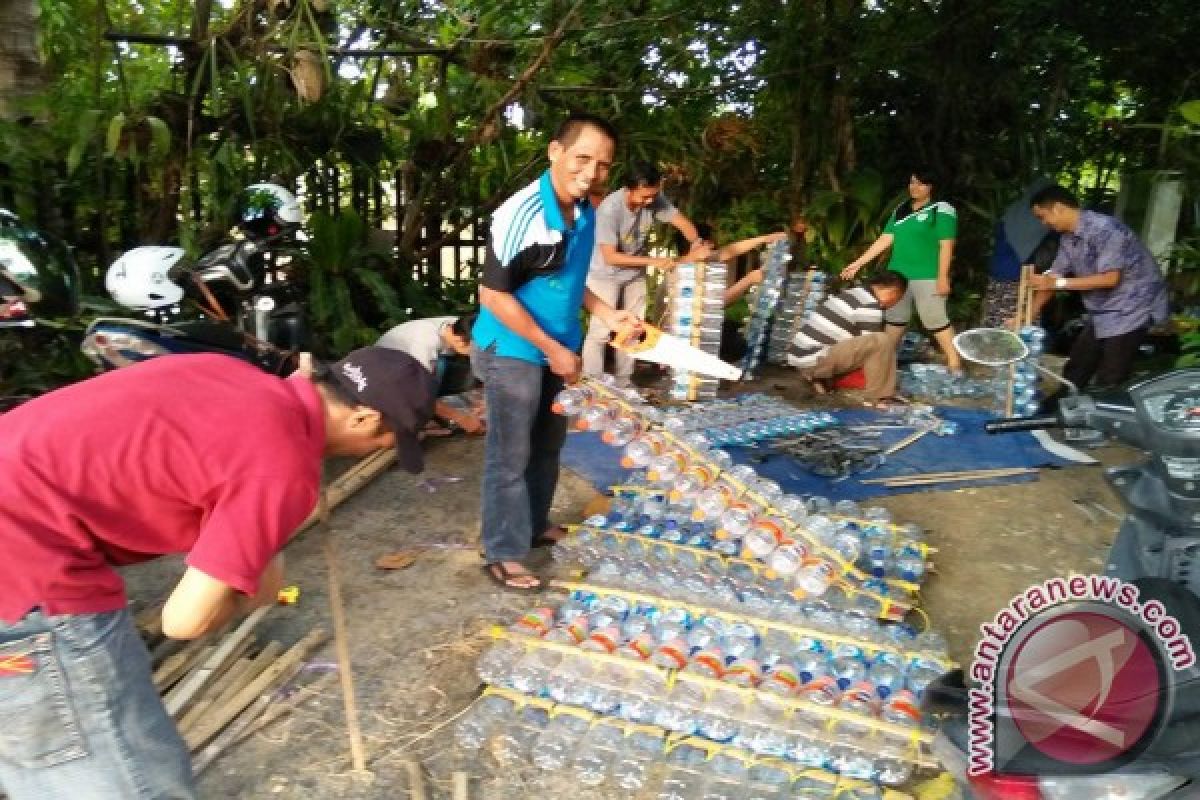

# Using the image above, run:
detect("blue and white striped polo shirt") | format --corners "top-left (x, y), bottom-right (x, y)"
top-left (472, 170), bottom-right (594, 365)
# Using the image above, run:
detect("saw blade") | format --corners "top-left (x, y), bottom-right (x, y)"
top-left (612, 324), bottom-right (742, 381)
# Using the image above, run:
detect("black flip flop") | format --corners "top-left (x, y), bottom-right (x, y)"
top-left (482, 562), bottom-right (543, 593)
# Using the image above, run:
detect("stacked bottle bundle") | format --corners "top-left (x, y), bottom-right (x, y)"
top-left (456, 687), bottom-right (905, 798)
top-left (472, 587), bottom-right (947, 784)
top-left (1009, 325), bottom-right (1048, 417)
top-left (660, 393), bottom-right (839, 447)
top-left (899, 364), bottom-right (1005, 403)
top-left (739, 240), bottom-right (792, 378)
top-left (766, 269), bottom-right (828, 366)
top-left (667, 260), bottom-right (729, 402)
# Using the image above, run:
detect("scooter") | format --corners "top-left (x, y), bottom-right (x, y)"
top-left (81, 234), bottom-right (307, 375)
top-left (925, 327), bottom-right (1200, 799)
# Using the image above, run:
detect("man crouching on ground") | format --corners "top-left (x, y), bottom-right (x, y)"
top-left (0, 347), bottom-right (433, 799)
top-left (787, 270), bottom-right (909, 408)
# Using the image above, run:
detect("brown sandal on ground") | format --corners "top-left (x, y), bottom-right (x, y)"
top-left (483, 562), bottom-right (543, 592)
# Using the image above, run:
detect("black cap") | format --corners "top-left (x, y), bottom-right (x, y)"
top-left (329, 346), bottom-right (436, 473)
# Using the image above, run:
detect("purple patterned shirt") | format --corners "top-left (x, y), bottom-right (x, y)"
top-left (1049, 210), bottom-right (1169, 338)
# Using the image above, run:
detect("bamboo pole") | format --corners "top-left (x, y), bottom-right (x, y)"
top-left (883, 428), bottom-right (932, 455)
top-left (191, 671), bottom-right (338, 775)
top-left (452, 771), bottom-right (469, 800)
top-left (293, 448), bottom-right (396, 536)
top-left (183, 628), bottom-right (326, 750)
top-left (178, 641), bottom-right (284, 737)
top-left (860, 467), bottom-right (1037, 484)
top-left (321, 486), bottom-right (370, 775)
top-left (153, 636), bottom-right (211, 691)
top-left (870, 468), bottom-right (1038, 487)
top-left (403, 759), bottom-right (428, 800)
top-left (165, 607), bottom-right (271, 718)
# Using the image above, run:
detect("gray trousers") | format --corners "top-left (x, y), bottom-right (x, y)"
top-left (582, 271), bottom-right (647, 383)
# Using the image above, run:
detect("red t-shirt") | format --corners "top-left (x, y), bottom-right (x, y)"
top-left (0, 354), bottom-right (324, 623)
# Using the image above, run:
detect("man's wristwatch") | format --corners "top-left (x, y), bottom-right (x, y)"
top-left (1054, 277), bottom-right (1068, 289)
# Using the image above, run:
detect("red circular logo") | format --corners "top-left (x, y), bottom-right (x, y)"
top-left (1004, 611), bottom-right (1163, 765)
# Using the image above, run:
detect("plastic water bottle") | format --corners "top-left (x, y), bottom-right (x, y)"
top-left (893, 542), bottom-right (927, 583)
top-left (650, 637), bottom-right (689, 670)
top-left (694, 482), bottom-right (738, 520)
top-left (476, 640), bottom-right (524, 685)
top-left (571, 723), bottom-right (625, 786)
top-left (576, 401), bottom-right (618, 433)
top-left (764, 542), bottom-right (806, 580)
top-left (551, 385), bottom-right (597, 416)
top-left (454, 693), bottom-right (517, 751)
top-left (794, 557), bottom-right (837, 597)
top-left (621, 432), bottom-right (667, 468)
top-left (647, 452), bottom-right (688, 483)
top-left (832, 651), bottom-right (867, 690)
top-left (874, 732), bottom-right (915, 786)
top-left (698, 687), bottom-right (744, 743)
top-left (686, 646), bottom-right (725, 679)
top-left (611, 729), bottom-right (664, 790)
top-left (742, 517), bottom-right (785, 560)
top-left (670, 464), bottom-right (716, 503)
top-left (722, 657), bottom-right (762, 688)
top-left (602, 416), bottom-right (640, 447)
top-left (870, 653), bottom-right (906, 699)
top-left (508, 648), bottom-right (561, 694)
top-left (531, 711), bottom-right (591, 770)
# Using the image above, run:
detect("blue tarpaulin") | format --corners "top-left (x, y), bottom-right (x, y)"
top-left (560, 405), bottom-right (1095, 501)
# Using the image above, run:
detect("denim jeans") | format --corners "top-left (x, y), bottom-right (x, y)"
top-left (471, 344), bottom-right (567, 562)
top-left (0, 608), bottom-right (195, 799)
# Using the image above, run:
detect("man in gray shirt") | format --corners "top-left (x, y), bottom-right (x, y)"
top-left (582, 161), bottom-right (711, 386)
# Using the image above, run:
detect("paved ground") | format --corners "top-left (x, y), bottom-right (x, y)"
top-left (121, 368), bottom-right (1132, 798)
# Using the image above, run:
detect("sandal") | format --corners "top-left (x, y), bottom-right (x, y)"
top-left (865, 396), bottom-right (910, 410)
top-left (483, 562), bottom-right (543, 592)
top-left (531, 526), bottom-right (568, 549)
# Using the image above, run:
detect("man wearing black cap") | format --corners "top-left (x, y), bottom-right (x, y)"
top-left (0, 347), bottom-right (433, 799)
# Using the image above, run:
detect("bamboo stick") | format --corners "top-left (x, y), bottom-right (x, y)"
top-left (294, 448), bottom-right (396, 536)
top-left (323, 494), bottom-right (369, 775)
top-left (883, 428), bottom-right (932, 455)
top-left (190, 636), bottom-right (256, 706)
top-left (183, 627), bottom-right (326, 750)
top-left (860, 467), bottom-right (1037, 483)
top-left (403, 759), bottom-right (428, 800)
top-left (873, 469), bottom-right (1038, 487)
top-left (165, 607), bottom-right (271, 718)
top-left (179, 641), bottom-right (284, 737)
top-left (452, 771), bottom-right (468, 800)
top-left (153, 636), bottom-right (211, 691)
top-left (191, 668), bottom-right (338, 773)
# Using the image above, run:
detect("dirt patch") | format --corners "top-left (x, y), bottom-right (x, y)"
top-left (120, 368), bottom-right (1134, 798)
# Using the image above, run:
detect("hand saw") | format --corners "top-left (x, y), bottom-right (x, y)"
top-left (611, 323), bottom-right (742, 381)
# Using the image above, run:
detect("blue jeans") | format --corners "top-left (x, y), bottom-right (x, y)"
top-left (471, 345), bottom-right (567, 562)
top-left (0, 609), bottom-right (195, 799)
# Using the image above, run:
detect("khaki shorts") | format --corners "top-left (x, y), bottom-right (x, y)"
top-left (884, 279), bottom-right (950, 332)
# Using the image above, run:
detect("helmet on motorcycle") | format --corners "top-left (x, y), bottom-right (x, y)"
top-left (105, 246), bottom-right (186, 309)
top-left (236, 183), bottom-right (302, 239)
top-left (0, 209), bottom-right (81, 318)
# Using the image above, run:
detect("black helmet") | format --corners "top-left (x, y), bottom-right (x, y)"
top-left (235, 183), bottom-right (303, 240)
top-left (0, 210), bottom-right (80, 321)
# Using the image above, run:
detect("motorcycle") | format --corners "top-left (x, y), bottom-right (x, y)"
top-left (81, 182), bottom-right (309, 375)
top-left (926, 327), bottom-right (1200, 799)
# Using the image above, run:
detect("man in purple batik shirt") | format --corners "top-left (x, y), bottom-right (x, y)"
top-left (1025, 184), bottom-right (1169, 409)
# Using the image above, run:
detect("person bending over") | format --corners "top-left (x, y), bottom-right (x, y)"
top-left (787, 271), bottom-right (909, 406)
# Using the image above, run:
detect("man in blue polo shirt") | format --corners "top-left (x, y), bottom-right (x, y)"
top-left (472, 112), bottom-right (640, 591)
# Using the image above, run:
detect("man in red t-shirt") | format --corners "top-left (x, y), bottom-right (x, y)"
top-left (0, 347), bottom-right (433, 799)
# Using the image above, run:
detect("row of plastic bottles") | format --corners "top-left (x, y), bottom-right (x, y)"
top-left (740, 241), bottom-right (793, 377)
top-left (669, 261), bottom-right (729, 401)
top-left (458, 694), bottom-right (895, 798)
top-left (591, 484), bottom-right (928, 590)
top-left (467, 646), bottom-right (923, 786)
top-left (502, 591), bottom-right (949, 698)
top-left (766, 270), bottom-right (828, 365)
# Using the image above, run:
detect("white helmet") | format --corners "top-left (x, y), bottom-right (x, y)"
top-left (238, 182), bottom-right (303, 238)
top-left (105, 246), bottom-right (186, 309)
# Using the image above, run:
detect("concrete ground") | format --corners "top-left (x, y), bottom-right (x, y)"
top-left (120, 367), bottom-right (1134, 798)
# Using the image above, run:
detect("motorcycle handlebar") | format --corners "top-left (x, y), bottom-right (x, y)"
top-left (984, 415), bottom-right (1060, 434)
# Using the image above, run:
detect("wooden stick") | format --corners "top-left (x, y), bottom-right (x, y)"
top-left (153, 636), bottom-right (211, 691)
top-left (860, 467), bottom-right (1036, 483)
top-left (403, 759), bottom-right (428, 800)
top-left (183, 627), bottom-right (326, 750)
top-left (323, 487), bottom-right (370, 775)
top-left (452, 771), bottom-right (468, 800)
top-left (191, 669), bottom-right (339, 774)
top-left (165, 607), bottom-right (271, 718)
top-left (874, 469), bottom-right (1038, 487)
top-left (189, 636), bottom-right (256, 706)
top-left (293, 448), bottom-right (396, 536)
top-left (883, 428), bottom-right (932, 455)
top-left (179, 641), bottom-right (283, 736)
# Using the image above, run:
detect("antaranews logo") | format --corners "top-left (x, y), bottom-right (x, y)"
top-left (968, 574), bottom-right (1195, 777)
